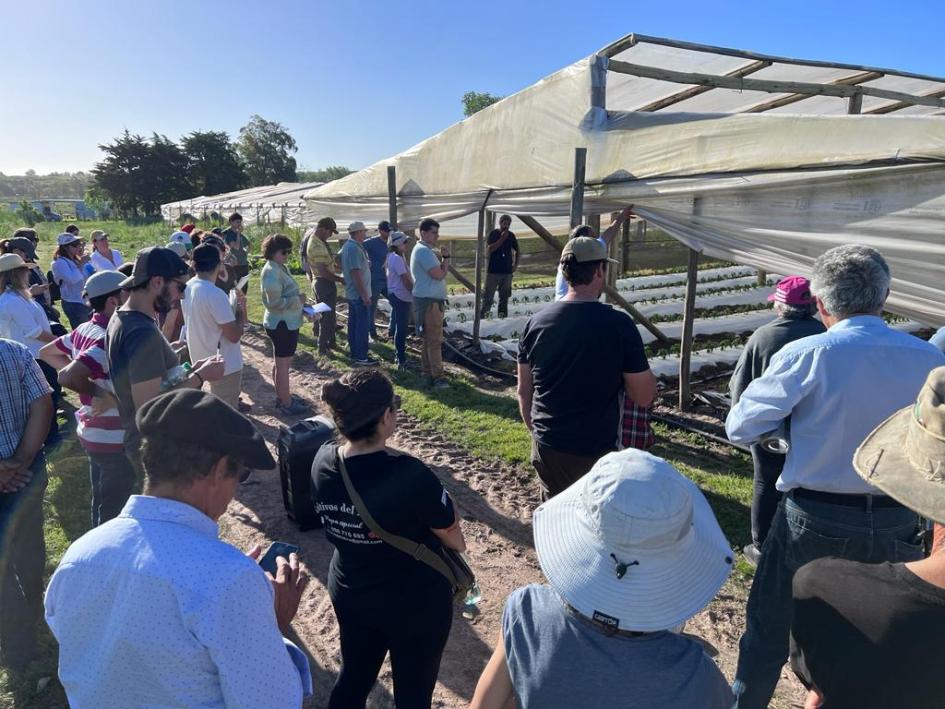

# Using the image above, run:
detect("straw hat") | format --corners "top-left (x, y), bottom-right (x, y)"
top-left (533, 449), bottom-right (733, 633)
top-left (0, 253), bottom-right (28, 273)
top-left (854, 366), bottom-right (945, 523)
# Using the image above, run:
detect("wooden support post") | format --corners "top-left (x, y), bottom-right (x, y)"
top-left (621, 218), bottom-right (631, 273)
top-left (679, 198), bottom-right (703, 411)
top-left (447, 263), bottom-right (477, 292)
top-left (570, 148), bottom-right (587, 228)
top-left (517, 214), bottom-right (671, 345)
top-left (757, 269), bottom-right (767, 285)
top-left (472, 209), bottom-right (486, 344)
top-left (386, 166), bottom-right (398, 227)
top-left (848, 90), bottom-right (863, 114)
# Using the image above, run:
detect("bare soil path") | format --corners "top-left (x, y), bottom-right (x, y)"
top-left (222, 329), bottom-right (805, 708)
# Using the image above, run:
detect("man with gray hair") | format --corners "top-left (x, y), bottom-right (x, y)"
top-left (724, 244), bottom-right (945, 708)
top-left (729, 276), bottom-right (825, 566)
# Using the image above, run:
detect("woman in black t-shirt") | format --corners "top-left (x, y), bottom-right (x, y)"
top-left (311, 369), bottom-right (466, 709)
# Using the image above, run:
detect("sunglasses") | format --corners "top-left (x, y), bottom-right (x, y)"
top-left (173, 279), bottom-right (187, 293)
top-left (279, 249), bottom-right (291, 255)
top-left (391, 395), bottom-right (401, 411)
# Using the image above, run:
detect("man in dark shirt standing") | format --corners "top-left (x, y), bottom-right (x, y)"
top-left (107, 248), bottom-right (225, 462)
top-left (790, 366), bottom-right (945, 709)
top-left (729, 276), bottom-right (825, 566)
top-left (222, 213), bottom-right (251, 294)
top-left (517, 237), bottom-right (655, 500)
top-left (363, 221), bottom-right (392, 340)
top-left (480, 214), bottom-right (519, 319)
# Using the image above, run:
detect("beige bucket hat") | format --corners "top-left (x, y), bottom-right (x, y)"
top-left (854, 366), bottom-right (945, 523)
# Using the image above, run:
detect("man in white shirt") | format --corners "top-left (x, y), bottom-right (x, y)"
top-left (182, 244), bottom-right (246, 408)
top-left (45, 388), bottom-right (312, 707)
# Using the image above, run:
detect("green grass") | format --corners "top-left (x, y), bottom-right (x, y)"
top-left (0, 214), bottom-right (755, 705)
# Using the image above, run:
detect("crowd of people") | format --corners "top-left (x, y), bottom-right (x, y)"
top-left (0, 213), bottom-right (944, 709)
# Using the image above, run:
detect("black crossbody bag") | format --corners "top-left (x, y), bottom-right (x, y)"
top-left (337, 450), bottom-right (475, 603)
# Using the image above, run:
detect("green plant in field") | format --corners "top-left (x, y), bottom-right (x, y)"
top-left (15, 199), bottom-right (44, 226)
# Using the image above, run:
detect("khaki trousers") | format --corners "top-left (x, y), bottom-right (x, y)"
top-left (210, 369), bottom-right (242, 408)
top-left (420, 305), bottom-right (445, 379)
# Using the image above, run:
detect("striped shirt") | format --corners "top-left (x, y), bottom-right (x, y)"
top-left (0, 338), bottom-right (51, 459)
top-left (53, 313), bottom-right (124, 454)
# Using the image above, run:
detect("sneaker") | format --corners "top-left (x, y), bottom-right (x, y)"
top-left (237, 400), bottom-right (253, 413)
top-left (743, 543), bottom-right (761, 568)
top-left (276, 399), bottom-right (310, 416)
top-left (432, 378), bottom-right (450, 389)
top-left (352, 357), bottom-right (380, 367)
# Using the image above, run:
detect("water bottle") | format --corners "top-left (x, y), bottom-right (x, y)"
top-left (462, 552), bottom-right (482, 606)
top-left (464, 581), bottom-right (482, 607)
top-left (160, 362), bottom-right (192, 392)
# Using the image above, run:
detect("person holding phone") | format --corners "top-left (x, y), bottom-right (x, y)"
top-left (311, 369), bottom-right (466, 709)
top-left (45, 389), bottom-right (312, 708)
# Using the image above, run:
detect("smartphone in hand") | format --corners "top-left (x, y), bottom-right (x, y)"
top-left (258, 542), bottom-right (301, 576)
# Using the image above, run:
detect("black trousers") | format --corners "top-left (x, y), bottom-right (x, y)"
top-left (36, 359), bottom-right (61, 443)
top-left (328, 578), bottom-right (453, 709)
top-left (530, 439), bottom-right (603, 502)
top-left (313, 278), bottom-right (338, 352)
top-left (750, 443), bottom-right (785, 548)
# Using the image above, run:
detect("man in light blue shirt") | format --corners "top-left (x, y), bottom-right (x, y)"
top-left (340, 221), bottom-right (375, 366)
top-left (45, 389), bottom-right (313, 708)
top-left (726, 245), bottom-right (945, 709)
top-left (410, 217), bottom-right (450, 387)
top-left (553, 207), bottom-right (634, 300)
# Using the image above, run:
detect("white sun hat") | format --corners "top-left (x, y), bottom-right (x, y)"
top-left (533, 448), bottom-right (734, 633)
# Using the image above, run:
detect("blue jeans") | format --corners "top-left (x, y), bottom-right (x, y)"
top-left (62, 300), bottom-right (91, 329)
top-left (388, 293), bottom-right (411, 365)
top-left (89, 451), bottom-right (137, 527)
top-left (347, 299), bottom-right (370, 361)
top-left (732, 492), bottom-right (922, 708)
top-left (0, 456), bottom-right (46, 672)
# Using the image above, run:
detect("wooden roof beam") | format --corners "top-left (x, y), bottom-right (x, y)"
top-left (599, 33), bottom-right (945, 84)
top-left (633, 59), bottom-right (772, 112)
top-left (864, 87), bottom-right (945, 115)
top-left (744, 70), bottom-right (884, 113)
top-left (605, 60), bottom-right (945, 110)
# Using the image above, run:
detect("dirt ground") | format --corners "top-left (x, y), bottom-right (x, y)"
top-left (224, 329), bottom-right (806, 708)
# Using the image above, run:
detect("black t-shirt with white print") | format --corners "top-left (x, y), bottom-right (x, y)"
top-left (311, 442), bottom-right (456, 596)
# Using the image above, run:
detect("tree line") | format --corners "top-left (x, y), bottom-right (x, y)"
top-left (89, 115), bottom-right (351, 218)
top-left (48, 91), bottom-right (502, 219)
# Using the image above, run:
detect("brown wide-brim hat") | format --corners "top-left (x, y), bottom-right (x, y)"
top-left (854, 366), bottom-right (945, 523)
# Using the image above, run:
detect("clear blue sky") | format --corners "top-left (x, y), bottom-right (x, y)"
top-left (3, 0), bottom-right (943, 175)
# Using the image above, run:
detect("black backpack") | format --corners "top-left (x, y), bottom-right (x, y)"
top-left (46, 270), bottom-right (61, 303)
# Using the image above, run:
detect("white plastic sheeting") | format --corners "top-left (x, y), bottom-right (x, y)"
top-left (303, 34), bottom-right (945, 326)
top-left (161, 182), bottom-right (323, 226)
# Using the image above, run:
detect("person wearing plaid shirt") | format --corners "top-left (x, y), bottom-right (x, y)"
top-left (0, 337), bottom-right (53, 677)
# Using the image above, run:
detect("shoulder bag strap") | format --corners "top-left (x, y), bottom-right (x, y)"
top-left (337, 449), bottom-right (457, 584)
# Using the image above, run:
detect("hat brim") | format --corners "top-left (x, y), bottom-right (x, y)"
top-left (533, 475), bottom-right (732, 632)
top-left (853, 406), bottom-right (943, 522)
